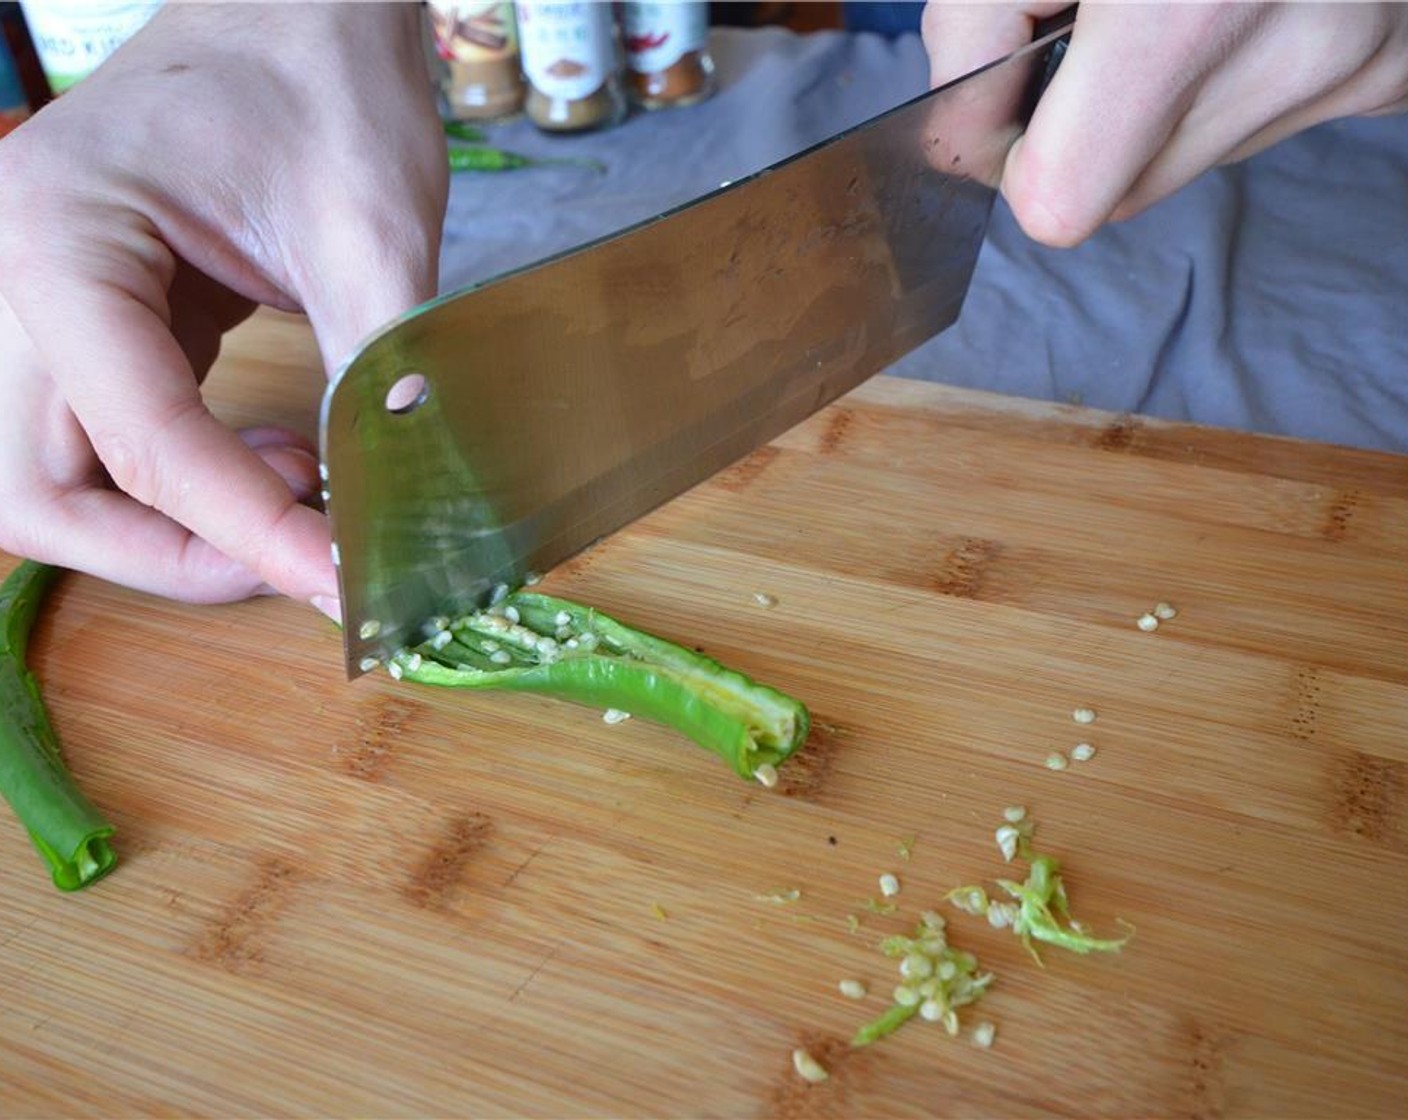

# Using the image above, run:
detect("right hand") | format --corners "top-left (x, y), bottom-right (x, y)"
top-left (0, 2), bottom-right (448, 617)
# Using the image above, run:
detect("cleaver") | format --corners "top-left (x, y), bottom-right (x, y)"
top-left (321, 15), bottom-right (1073, 678)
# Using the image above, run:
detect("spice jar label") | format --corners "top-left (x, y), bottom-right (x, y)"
top-left (623, 2), bottom-right (708, 75)
top-left (18, 0), bottom-right (161, 93)
top-left (429, 1), bottom-right (519, 62)
top-left (517, 1), bottom-right (615, 102)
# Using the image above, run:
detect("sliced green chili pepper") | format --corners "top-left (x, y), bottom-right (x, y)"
top-left (995, 854), bottom-right (1131, 963)
top-left (0, 561), bottom-right (116, 890)
top-left (448, 145), bottom-right (606, 174)
top-left (390, 590), bottom-right (808, 781)
top-left (853, 1001), bottom-right (919, 1047)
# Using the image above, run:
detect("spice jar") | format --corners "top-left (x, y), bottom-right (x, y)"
top-left (622, 1), bottom-right (714, 110)
top-left (514, 1), bottom-right (625, 134)
top-left (17, 0), bottom-right (161, 94)
top-left (427, 2), bottom-right (526, 123)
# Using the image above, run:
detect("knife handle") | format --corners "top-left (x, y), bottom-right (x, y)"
top-left (1028, 5), bottom-right (1076, 110)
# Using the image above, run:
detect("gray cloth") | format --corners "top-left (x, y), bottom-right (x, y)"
top-left (440, 27), bottom-right (1408, 453)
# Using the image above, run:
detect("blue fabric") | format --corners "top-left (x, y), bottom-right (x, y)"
top-left (439, 27), bottom-right (1408, 453)
top-left (842, 2), bottom-right (924, 37)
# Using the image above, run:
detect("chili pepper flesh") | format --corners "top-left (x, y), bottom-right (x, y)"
top-left (0, 561), bottom-right (116, 890)
top-left (390, 591), bottom-right (809, 781)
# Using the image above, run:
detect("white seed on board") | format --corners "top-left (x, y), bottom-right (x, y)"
top-left (893, 985), bottom-right (921, 1008)
top-left (838, 979), bottom-right (867, 1000)
top-left (754, 762), bottom-right (780, 788)
top-left (1002, 805), bottom-right (1027, 824)
top-left (995, 824), bottom-right (1021, 862)
top-left (1137, 612), bottom-right (1160, 632)
top-left (1071, 742), bottom-right (1096, 762)
top-left (1154, 602), bottom-right (1178, 620)
top-left (1072, 707), bottom-right (1096, 725)
top-left (358, 656), bottom-right (379, 673)
top-left (900, 953), bottom-right (934, 980)
top-left (1045, 752), bottom-right (1069, 771)
top-left (879, 873), bottom-right (900, 898)
top-left (602, 708), bottom-right (631, 725)
top-left (358, 619), bottom-right (381, 640)
top-left (752, 592), bottom-right (778, 608)
top-left (987, 902), bottom-right (1018, 929)
top-left (972, 1021), bottom-right (997, 1048)
top-left (791, 1048), bottom-right (829, 1084)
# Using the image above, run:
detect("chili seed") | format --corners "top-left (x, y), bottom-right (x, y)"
top-left (1137, 612), bottom-right (1160, 631)
top-left (1045, 752), bottom-right (1069, 771)
top-left (1002, 805), bottom-right (1027, 823)
top-left (995, 824), bottom-right (1021, 862)
top-left (1072, 707), bottom-right (1096, 724)
top-left (1071, 742), bottom-right (1096, 762)
top-left (879, 873), bottom-right (900, 898)
top-left (602, 708), bottom-right (631, 724)
top-left (838, 979), bottom-right (867, 1000)
top-left (358, 619), bottom-right (381, 640)
top-left (1154, 602), bottom-right (1177, 620)
top-left (900, 953), bottom-right (934, 980)
top-left (358, 656), bottom-right (379, 673)
top-left (791, 1048), bottom-right (829, 1083)
top-left (972, 1021), bottom-right (996, 1048)
top-left (754, 763), bottom-right (779, 788)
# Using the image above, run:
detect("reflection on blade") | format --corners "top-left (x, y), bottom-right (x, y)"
top-left (323, 28), bottom-right (1064, 678)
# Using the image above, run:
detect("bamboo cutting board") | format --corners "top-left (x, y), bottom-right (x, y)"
top-left (2, 309), bottom-right (1406, 1118)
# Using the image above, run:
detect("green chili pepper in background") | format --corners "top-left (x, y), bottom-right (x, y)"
top-left (390, 591), bottom-right (808, 782)
top-left (448, 145), bottom-right (606, 174)
top-left (442, 120), bottom-right (488, 142)
top-left (0, 561), bottom-right (116, 891)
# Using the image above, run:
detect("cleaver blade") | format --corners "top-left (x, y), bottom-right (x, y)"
top-left (321, 18), bottom-right (1072, 678)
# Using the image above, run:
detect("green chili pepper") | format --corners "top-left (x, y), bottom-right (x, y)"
top-left (448, 145), bottom-right (606, 174)
top-left (390, 590), bottom-right (808, 782)
top-left (0, 561), bottom-right (116, 891)
top-left (442, 120), bottom-right (488, 142)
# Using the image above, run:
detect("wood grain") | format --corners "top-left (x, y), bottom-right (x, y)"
top-left (2, 308), bottom-right (1406, 1117)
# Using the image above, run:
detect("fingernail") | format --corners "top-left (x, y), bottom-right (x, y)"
top-left (311, 595), bottom-right (342, 624)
